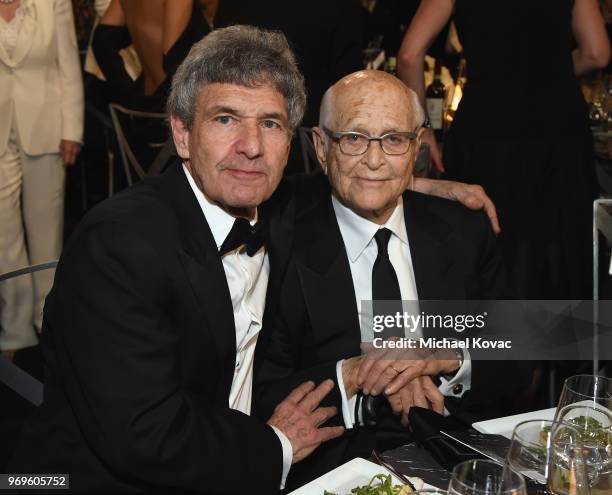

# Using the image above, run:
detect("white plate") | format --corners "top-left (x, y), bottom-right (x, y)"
top-left (288, 457), bottom-right (427, 495)
top-left (472, 407), bottom-right (557, 439)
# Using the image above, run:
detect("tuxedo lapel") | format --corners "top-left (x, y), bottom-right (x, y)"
top-left (295, 194), bottom-right (361, 356)
top-left (158, 163), bottom-right (237, 393)
top-left (403, 191), bottom-right (454, 299)
top-left (262, 181), bottom-right (295, 326)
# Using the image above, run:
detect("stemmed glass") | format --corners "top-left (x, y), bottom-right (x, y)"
top-left (554, 375), bottom-right (612, 492)
top-left (448, 459), bottom-right (527, 495)
top-left (506, 420), bottom-right (589, 494)
top-left (556, 375), bottom-right (612, 418)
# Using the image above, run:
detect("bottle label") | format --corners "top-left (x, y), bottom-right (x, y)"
top-left (426, 98), bottom-right (444, 130)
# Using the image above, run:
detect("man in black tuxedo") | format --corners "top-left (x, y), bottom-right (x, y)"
top-left (254, 71), bottom-right (529, 489)
top-left (8, 26), bottom-right (345, 493)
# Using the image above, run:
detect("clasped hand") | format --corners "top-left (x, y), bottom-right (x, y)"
top-left (342, 343), bottom-right (459, 424)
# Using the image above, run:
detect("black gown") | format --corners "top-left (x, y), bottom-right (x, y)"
top-left (92, 1), bottom-right (209, 113)
top-left (443, 0), bottom-right (597, 300)
top-left (91, 2), bottom-right (209, 176)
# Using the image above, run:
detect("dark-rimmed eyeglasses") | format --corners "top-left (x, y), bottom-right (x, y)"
top-left (323, 127), bottom-right (419, 156)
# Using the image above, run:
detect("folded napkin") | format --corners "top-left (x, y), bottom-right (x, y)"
top-left (408, 407), bottom-right (484, 470)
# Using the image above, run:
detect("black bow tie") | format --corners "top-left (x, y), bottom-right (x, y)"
top-left (219, 217), bottom-right (268, 257)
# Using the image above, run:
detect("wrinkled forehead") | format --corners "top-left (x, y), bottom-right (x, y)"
top-left (332, 79), bottom-right (416, 131)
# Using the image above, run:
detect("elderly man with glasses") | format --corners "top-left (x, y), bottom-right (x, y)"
top-left (253, 70), bottom-right (524, 490)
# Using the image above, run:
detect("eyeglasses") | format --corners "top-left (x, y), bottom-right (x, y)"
top-left (323, 127), bottom-right (419, 156)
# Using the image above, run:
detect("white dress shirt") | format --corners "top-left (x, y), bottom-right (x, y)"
top-left (330, 194), bottom-right (472, 428)
top-left (184, 165), bottom-right (292, 486)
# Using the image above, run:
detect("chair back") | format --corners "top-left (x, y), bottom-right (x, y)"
top-left (108, 104), bottom-right (169, 189)
top-left (0, 261), bottom-right (58, 406)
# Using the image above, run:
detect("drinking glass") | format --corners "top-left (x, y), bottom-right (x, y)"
top-left (448, 459), bottom-right (526, 495)
top-left (506, 420), bottom-right (589, 494)
top-left (555, 375), bottom-right (612, 491)
top-left (556, 375), bottom-right (612, 418)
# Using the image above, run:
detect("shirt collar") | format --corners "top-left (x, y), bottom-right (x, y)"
top-left (183, 164), bottom-right (257, 250)
top-left (332, 193), bottom-right (409, 263)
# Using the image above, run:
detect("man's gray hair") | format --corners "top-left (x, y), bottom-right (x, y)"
top-left (167, 25), bottom-right (306, 134)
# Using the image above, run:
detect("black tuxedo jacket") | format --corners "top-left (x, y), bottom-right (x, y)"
top-left (10, 162), bottom-right (295, 493)
top-left (253, 174), bottom-right (529, 489)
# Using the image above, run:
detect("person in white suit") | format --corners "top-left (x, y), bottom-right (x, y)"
top-left (0, 0), bottom-right (84, 359)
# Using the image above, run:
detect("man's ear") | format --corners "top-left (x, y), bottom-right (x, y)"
top-left (311, 127), bottom-right (328, 174)
top-left (170, 114), bottom-right (191, 161)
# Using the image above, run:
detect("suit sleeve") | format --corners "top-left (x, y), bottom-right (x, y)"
top-left (48, 220), bottom-right (283, 493)
top-left (254, 260), bottom-right (344, 426)
top-left (477, 211), bottom-right (510, 300)
top-left (55, 0), bottom-right (84, 143)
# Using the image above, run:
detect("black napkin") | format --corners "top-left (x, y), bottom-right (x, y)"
top-left (407, 407), bottom-right (484, 471)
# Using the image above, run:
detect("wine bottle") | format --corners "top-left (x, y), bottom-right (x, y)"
top-left (425, 60), bottom-right (446, 141)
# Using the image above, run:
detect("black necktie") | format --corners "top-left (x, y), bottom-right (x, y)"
top-left (372, 228), bottom-right (404, 339)
top-left (219, 217), bottom-right (267, 256)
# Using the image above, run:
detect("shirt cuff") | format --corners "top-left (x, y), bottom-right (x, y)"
top-left (336, 360), bottom-right (357, 429)
top-left (270, 425), bottom-right (292, 489)
top-left (438, 348), bottom-right (472, 398)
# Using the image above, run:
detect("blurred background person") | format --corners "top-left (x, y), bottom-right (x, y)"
top-left (90, 0), bottom-right (210, 178)
top-left (92, 0), bottom-right (210, 113)
top-left (198, 0), bottom-right (217, 28)
top-left (398, 0), bottom-right (610, 301)
top-left (0, 0), bottom-right (84, 360)
top-left (366, 0), bottom-right (452, 62)
top-left (84, 0), bottom-right (141, 91)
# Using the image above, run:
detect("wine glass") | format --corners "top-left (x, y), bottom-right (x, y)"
top-left (555, 375), bottom-right (612, 491)
top-left (448, 459), bottom-right (527, 495)
top-left (506, 419), bottom-right (589, 495)
top-left (556, 376), bottom-right (612, 418)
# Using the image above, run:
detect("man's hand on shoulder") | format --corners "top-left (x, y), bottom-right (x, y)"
top-left (267, 380), bottom-right (344, 464)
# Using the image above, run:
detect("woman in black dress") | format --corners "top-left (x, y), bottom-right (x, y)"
top-left (92, 0), bottom-right (210, 113)
top-left (399, 0), bottom-right (610, 299)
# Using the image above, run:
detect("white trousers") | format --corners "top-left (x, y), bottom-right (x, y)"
top-left (0, 140), bottom-right (65, 350)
